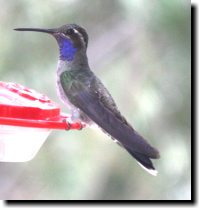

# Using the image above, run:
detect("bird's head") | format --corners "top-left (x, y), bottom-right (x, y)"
top-left (15, 24), bottom-right (89, 61)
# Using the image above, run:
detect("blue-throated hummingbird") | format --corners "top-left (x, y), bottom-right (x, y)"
top-left (15, 24), bottom-right (160, 175)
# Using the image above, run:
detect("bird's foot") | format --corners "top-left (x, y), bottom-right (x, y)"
top-left (62, 118), bottom-right (84, 130)
top-left (71, 119), bottom-right (85, 130)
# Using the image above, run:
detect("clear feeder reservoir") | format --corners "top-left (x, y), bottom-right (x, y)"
top-left (0, 81), bottom-right (83, 162)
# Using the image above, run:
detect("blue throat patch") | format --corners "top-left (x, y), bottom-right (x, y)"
top-left (59, 38), bottom-right (77, 61)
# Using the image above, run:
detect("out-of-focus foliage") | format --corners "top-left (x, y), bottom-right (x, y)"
top-left (0, 0), bottom-right (190, 200)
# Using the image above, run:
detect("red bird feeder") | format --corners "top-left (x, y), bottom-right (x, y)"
top-left (0, 81), bottom-right (84, 162)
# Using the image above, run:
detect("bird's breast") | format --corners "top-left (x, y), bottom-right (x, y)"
top-left (56, 60), bottom-right (75, 110)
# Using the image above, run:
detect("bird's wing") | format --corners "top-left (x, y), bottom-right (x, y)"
top-left (60, 70), bottom-right (160, 174)
top-left (91, 77), bottom-right (131, 126)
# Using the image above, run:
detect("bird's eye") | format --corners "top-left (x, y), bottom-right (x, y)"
top-left (67, 28), bottom-right (74, 35)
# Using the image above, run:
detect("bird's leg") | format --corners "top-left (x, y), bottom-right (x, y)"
top-left (69, 108), bottom-right (82, 123)
top-left (70, 108), bottom-right (92, 126)
top-left (62, 109), bottom-right (84, 130)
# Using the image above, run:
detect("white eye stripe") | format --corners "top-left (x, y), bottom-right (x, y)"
top-left (73, 28), bottom-right (79, 34)
top-left (61, 29), bottom-right (86, 46)
top-left (73, 29), bottom-right (85, 44)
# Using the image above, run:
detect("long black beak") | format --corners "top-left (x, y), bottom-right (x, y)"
top-left (14, 27), bottom-right (57, 34)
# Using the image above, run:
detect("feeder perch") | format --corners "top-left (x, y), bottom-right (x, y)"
top-left (0, 81), bottom-right (85, 162)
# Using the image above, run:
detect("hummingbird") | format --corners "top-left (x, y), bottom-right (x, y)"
top-left (15, 24), bottom-right (160, 175)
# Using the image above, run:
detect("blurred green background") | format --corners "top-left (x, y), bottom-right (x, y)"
top-left (0, 0), bottom-right (190, 200)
